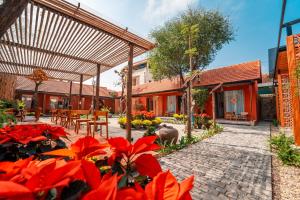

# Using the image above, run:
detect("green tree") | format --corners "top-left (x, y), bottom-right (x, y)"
top-left (149, 7), bottom-right (233, 137)
top-left (192, 88), bottom-right (209, 113)
top-left (149, 7), bottom-right (234, 83)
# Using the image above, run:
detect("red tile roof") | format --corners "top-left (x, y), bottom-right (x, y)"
top-left (131, 60), bottom-right (261, 95)
top-left (194, 60), bottom-right (261, 86)
top-left (16, 76), bottom-right (115, 97)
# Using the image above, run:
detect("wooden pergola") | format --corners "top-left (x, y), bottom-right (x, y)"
top-left (0, 0), bottom-right (155, 140)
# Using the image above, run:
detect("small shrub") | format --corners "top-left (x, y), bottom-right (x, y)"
top-left (100, 106), bottom-right (111, 113)
top-left (152, 117), bottom-right (162, 126)
top-left (270, 133), bottom-right (300, 167)
top-left (131, 119), bottom-right (143, 129)
top-left (142, 119), bottom-right (152, 127)
top-left (118, 117), bottom-right (127, 129)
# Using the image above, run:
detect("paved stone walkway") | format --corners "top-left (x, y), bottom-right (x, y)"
top-left (160, 123), bottom-right (272, 200)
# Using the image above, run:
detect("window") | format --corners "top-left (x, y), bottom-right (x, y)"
top-left (167, 96), bottom-right (176, 113)
top-left (224, 90), bottom-right (244, 114)
top-left (50, 97), bottom-right (59, 109)
top-left (132, 76), bottom-right (139, 86)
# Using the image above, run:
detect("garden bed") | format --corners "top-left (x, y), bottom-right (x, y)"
top-left (271, 127), bottom-right (300, 200)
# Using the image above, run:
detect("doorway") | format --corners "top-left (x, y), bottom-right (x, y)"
top-left (215, 92), bottom-right (224, 118)
top-left (147, 97), bottom-right (153, 111)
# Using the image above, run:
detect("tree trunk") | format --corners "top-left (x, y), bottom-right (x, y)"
top-left (0, 74), bottom-right (16, 100)
top-left (186, 34), bottom-right (193, 139)
top-left (32, 82), bottom-right (39, 110)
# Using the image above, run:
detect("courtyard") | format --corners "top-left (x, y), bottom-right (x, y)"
top-left (1, 0), bottom-right (300, 199)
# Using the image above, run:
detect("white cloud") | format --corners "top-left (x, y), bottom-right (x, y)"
top-left (143, 0), bottom-right (196, 23)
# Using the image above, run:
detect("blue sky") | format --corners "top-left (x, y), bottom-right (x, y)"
top-left (69, 0), bottom-right (300, 90)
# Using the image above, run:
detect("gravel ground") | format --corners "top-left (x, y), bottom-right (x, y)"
top-left (271, 127), bottom-right (300, 200)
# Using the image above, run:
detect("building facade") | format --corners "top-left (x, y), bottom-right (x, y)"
top-left (272, 34), bottom-right (300, 145)
top-left (15, 76), bottom-right (116, 114)
top-left (117, 60), bottom-right (262, 124)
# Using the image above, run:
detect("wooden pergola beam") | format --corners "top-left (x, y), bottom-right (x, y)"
top-left (0, 40), bottom-right (112, 67)
top-left (0, 60), bottom-right (93, 77)
top-left (0, 0), bottom-right (29, 38)
top-left (32, 0), bottom-right (155, 50)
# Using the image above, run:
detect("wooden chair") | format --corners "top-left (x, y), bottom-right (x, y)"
top-left (56, 109), bottom-right (68, 125)
top-left (238, 112), bottom-right (248, 121)
top-left (62, 110), bottom-right (80, 128)
top-left (87, 111), bottom-right (108, 138)
top-left (224, 112), bottom-right (235, 120)
top-left (50, 109), bottom-right (57, 122)
top-left (74, 110), bottom-right (91, 134)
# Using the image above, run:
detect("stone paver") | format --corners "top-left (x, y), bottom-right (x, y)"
top-left (160, 123), bottom-right (272, 200)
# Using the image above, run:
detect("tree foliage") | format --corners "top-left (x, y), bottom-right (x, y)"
top-left (192, 88), bottom-right (209, 113)
top-left (149, 7), bottom-right (234, 83)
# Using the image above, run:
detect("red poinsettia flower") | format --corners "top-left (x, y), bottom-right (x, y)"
top-left (43, 136), bottom-right (108, 160)
top-left (116, 183), bottom-right (146, 200)
top-left (0, 125), bottom-right (46, 144)
top-left (145, 171), bottom-right (194, 200)
top-left (108, 136), bottom-right (161, 178)
top-left (82, 173), bottom-right (118, 200)
top-left (0, 124), bottom-right (68, 145)
top-left (0, 157), bottom-right (33, 181)
top-left (0, 181), bottom-right (34, 200)
top-left (33, 124), bottom-right (68, 139)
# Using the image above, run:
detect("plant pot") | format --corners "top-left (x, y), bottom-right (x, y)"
top-left (158, 125), bottom-right (179, 145)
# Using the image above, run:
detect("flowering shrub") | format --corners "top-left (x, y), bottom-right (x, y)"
top-left (142, 119), bottom-right (153, 127)
top-left (0, 124), bottom-right (68, 161)
top-left (173, 114), bottom-right (186, 121)
top-left (118, 116), bottom-right (162, 130)
top-left (194, 113), bottom-right (211, 129)
top-left (134, 111), bottom-right (156, 120)
top-left (0, 136), bottom-right (194, 199)
top-left (118, 117), bottom-right (127, 128)
top-left (131, 119), bottom-right (143, 128)
top-left (152, 117), bottom-right (162, 126)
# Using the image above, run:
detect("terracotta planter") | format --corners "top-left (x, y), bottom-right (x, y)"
top-left (158, 125), bottom-right (179, 145)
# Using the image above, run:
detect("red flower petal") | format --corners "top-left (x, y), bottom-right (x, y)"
top-left (0, 181), bottom-right (33, 199)
top-left (135, 154), bottom-right (162, 178)
top-left (83, 174), bottom-right (118, 200)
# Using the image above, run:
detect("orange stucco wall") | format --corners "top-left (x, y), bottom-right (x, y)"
top-left (129, 83), bottom-right (259, 121)
top-left (203, 83), bottom-right (259, 121)
top-left (15, 91), bottom-right (115, 114)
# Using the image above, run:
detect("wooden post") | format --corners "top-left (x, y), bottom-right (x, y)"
top-left (249, 82), bottom-right (253, 121)
top-left (126, 43), bottom-right (134, 142)
top-left (42, 93), bottom-right (46, 114)
top-left (95, 64), bottom-right (101, 110)
top-left (286, 35), bottom-right (300, 145)
top-left (79, 74), bottom-right (83, 109)
top-left (212, 92), bottom-right (216, 121)
top-left (69, 81), bottom-right (72, 108)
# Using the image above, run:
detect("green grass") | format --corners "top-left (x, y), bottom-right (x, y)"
top-left (270, 133), bottom-right (300, 167)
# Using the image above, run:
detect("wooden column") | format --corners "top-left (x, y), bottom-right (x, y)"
top-left (69, 81), bottom-right (72, 108)
top-left (286, 35), bottom-right (300, 145)
top-left (126, 43), bottom-right (134, 141)
top-left (212, 92), bottom-right (216, 121)
top-left (95, 64), bottom-right (101, 110)
top-left (249, 82), bottom-right (253, 121)
top-left (42, 93), bottom-right (46, 114)
top-left (79, 74), bottom-right (83, 109)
